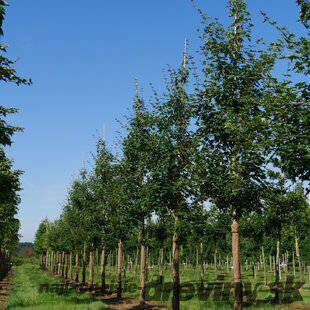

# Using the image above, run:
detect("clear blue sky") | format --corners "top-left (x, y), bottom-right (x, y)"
top-left (1, 0), bottom-right (304, 242)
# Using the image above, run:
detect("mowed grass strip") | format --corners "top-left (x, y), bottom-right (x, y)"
top-left (6, 263), bottom-right (106, 309)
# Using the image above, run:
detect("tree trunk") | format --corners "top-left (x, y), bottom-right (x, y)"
top-left (159, 247), bottom-right (164, 284)
top-left (65, 253), bottom-right (68, 279)
top-left (275, 229), bottom-right (280, 304)
top-left (89, 248), bottom-right (94, 289)
top-left (53, 252), bottom-right (56, 273)
top-left (293, 251), bottom-right (296, 277)
top-left (101, 245), bottom-right (106, 293)
top-left (295, 234), bottom-right (302, 284)
top-left (232, 218), bottom-right (242, 310)
top-left (96, 248), bottom-right (99, 274)
top-left (214, 244), bottom-right (218, 280)
top-left (139, 221), bottom-right (146, 305)
top-left (195, 246), bottom-right (198, 272)
top-left (61, 251), bottom-right (65, 277)
top-left (262, 247), bottom-right (266, 285)
top-left (82, 241), bottom-right (86, 286)
top-left (50, 251), bottom-right (53, 272)
top-left (57, 251), bottom-right (61, 276)
top-left (75, 249), bottom-right (79, 283)
top-left (69, 251), bottom-right (73, 280)
top-left (172, 231), bottom-right (180, 310)
top-left (200, 239), bottom-right (204, 288)
top-left (117, 239), bottom-right (122, 300)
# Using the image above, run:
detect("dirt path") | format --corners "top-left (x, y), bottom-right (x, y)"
top-left (99, 297), bottom-right (168, 310)
top-left (0, 269), bottom-right (14, 309)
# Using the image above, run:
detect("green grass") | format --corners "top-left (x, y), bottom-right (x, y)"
top-left (7, 263), bottom-right (106, 309)
top-left (73, 262), bottom-right (310, 309)
top-left (7, 261), bottom-right (310, 309)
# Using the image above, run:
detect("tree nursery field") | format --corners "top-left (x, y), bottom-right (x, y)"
top-left (1, 0), bottom-right (310, 309)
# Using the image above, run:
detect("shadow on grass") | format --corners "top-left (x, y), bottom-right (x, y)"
top-left (38, 269), bottom-right (305, 309)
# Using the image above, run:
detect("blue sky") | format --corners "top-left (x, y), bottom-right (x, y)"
top-left (1, 0), bottom-right (305, 242)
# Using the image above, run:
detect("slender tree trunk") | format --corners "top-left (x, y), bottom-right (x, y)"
top-left (65, 253), bottom-right (68, 279)
top-left (50, 251), bottom-right (53, 272)
top-left (101, 245), bottom-right (106, 293)
top-left (69, 251), bottom-right (73, 280)
top-left (61, 251), bottom-right (65, 277)
top-left (139, 221), bottom-right (146, 305)
top-left (75, 249), bottom-right (79, 283)
top-left (96, 248), bottom-right (99, 274)
top-left (159, 247), bottom-right (164, 284)
top-left (295, 233), bottom-right (302, 284)
top-left (269, 255), bottom-right (272, 273)
top-left (57, 251), bottom-right (60, 275)
top-left (117, 239), bottom-right (122, 300)
top-left (57, 253), bottom-right (60, 275)
top-left (200, 239), bottom-right (204, 288)
top-left (275, 228), bottom-right (280, 304)
top-left (89, 247), bottom-right (94, 289)
top-left (219, 252), bottom-right (221, 271)
top-left (214, 243), bottom-right (218, 280)
top-left (172, 230), bottom-right (180, 310)
top-left (195, 246), bottom-right (198, 272)
top-left (262, 247), bottom-right (266, 285)
top-left (53, 252), bottom-right (56, 273)
top-left (82, 241), bottom-right (86, 286)
top-left (232, 218), bottom-right (242, 310)
top-left (293, 251), bottom-right (296, 277)
top-left (284, 251), bottom-right (288, 282)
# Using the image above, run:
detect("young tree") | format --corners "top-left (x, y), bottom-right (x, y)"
top-left (89, 137), bottom-right (114, 293)
top-left (121, 80), bottom-right (155, 305)
top-left (105, 161), bottom-right (132, 300)
top-left (263, 171), bottom-right (308, 303)
top-left (150, 39), bottom-right (195, 310)
top-left (194, 1), bottom-right (278, 308)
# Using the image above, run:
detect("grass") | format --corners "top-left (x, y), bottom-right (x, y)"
top-left (7, 263), bottom-right (106, 309)
top-left (7, 260), bottom-right (310, 309)
top-left (52, 260), bottom-right (310, 309)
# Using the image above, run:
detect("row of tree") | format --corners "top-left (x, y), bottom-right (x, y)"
top-left (34, 1), bottom-right (309, 309)
top-left (0, 1), bottom-right (31, 279)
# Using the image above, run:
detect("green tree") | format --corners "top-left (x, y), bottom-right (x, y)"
top-left (0, 0), bottom-right (31, 261)
top-left (89, 137), bottom-right (114, 292)
top-left (150, 40), bottom-right (196, 310)
top-left (262, 0), bottom-right (310, 184)
top-left (121, 81), bottom-right (155, 305)
top-left (194, 1), bottom-right (278, 308)
top-left (34, 218), bottom-right (49, 255)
